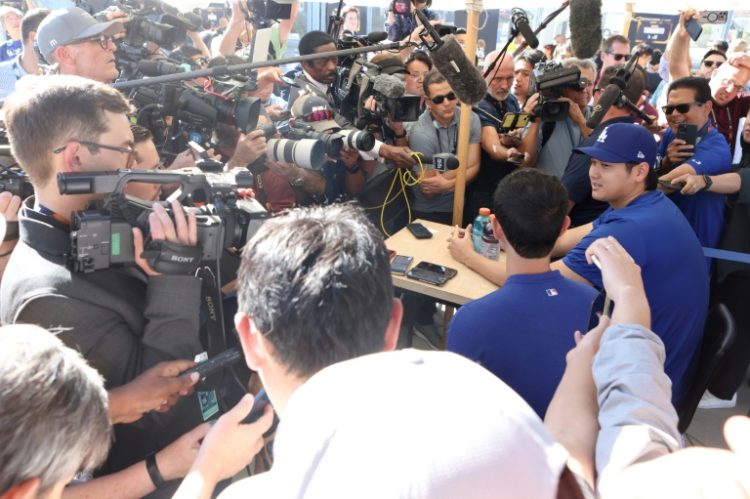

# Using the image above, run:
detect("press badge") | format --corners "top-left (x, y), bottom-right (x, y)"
top-left (194, 352), bottom-right (219, 421)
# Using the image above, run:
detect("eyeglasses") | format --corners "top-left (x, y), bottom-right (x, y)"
top-left (72, 34), bottom-right (116, 50)
top-left (593, 87), bottom-right (602, 95)
top-left (54, 140), bottom-right (137, 167)
top-left (430, 91), bottom-right (457, 104)
top-left (606, 51), bottom-right (630, 62)
top-left (661, 102), bottom-right (703, 115)
top-left (702, 60), bottom-right (724, 69)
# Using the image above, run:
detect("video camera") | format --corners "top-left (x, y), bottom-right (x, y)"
top-left (0, 165), bottom-right (33, 198)
top-left (57, 166), bottom-right (267, 273)
top-left (531, 62), bottom-right (582, 122)
top-left (244, 0), bottom-right (293, 29)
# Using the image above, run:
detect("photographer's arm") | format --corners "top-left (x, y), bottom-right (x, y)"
top-left (63, 424), bottom-right (211, 499)
top-left (278, 2), bottom-right (299, 47)
top-left (187, 31), bottom-right (211, 59)
top-left (217, 0), bottom-right (247, 56)
top-left (667, 10), bottom-right (696, 81)
top-left (481, 127), bottom-right (513, 162)
top-left (0, 192), bottom-right (21, 280)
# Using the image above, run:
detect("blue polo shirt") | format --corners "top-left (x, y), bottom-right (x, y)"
top-left (563, 190), bottom-right (708, 404)
top-left (447, 270), bottom-right (598, 418)
top-left (657, 124), bottom-right (732, 250)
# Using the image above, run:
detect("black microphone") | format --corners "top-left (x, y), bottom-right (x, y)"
top-left (415, 10), bottom-right (488, 105)
top-left (138, 59), bottom-right (185, 76)
top-left (364, 31), bottom-right (388, 44)
top-left (511, 8), bottom-right (539, 49)
top-left (586, 84), bottom-right (622, 129)
top-left (569, 0), bottom-right (602, 59)
top-left (417, 153), bottom-right (460, 171)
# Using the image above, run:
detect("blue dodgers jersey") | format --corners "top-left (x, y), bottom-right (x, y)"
top-left (447, 270), bottom-right (598, 418)
top-left (657, 126), bottom-right (732, 249)
top-left (563, 190), bottom-right (708, 404)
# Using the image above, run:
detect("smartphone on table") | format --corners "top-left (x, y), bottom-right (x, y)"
top-left (406, 261), bottom-right (458, 286)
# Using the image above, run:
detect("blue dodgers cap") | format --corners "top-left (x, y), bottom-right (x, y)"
top-left (574, 123), bottom-right (657, 168)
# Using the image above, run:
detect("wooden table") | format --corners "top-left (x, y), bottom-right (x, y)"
top-left (385, 220), bottom-right (499, 306)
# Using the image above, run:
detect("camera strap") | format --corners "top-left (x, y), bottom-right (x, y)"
top-left (141, 240), bottom-right (203, 275)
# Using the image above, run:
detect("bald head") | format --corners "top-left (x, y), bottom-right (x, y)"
top-left (484, 51), bottom-right (516, 101)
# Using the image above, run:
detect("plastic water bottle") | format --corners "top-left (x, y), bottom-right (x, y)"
top-left (480, 221), bottom-right (500, 260)
top-left (472, 207), bottom-right (490, 253)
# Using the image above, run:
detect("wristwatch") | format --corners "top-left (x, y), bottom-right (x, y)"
top-left (702, 175), bottom-right (713, 192)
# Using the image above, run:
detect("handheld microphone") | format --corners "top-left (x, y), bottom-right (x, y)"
top-left (417, 153), bottom-right (460, 171)
top-left (415, 10), bottom-right (488, 106)
top-left (569, 0), bottom-right (602, 59)
top-left (511, 8), bottom-right (539, 49)
top-left (586, 56), bottom-right (640, 129)
top-left (138, 60), bottom-right (185, 77)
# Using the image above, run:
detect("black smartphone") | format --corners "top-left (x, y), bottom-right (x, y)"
top-left (406, 222), bottom-right (433, 239)
top-left (181, 347), bottom-right (244, 378)
top-left (390, 255), bottom-right (413, 275)
top-left (507, 152), bottom-right (524, 165)
top-left (406, 261), bottom-right (458, 286)
top-left (658, 179), bottom-right (686, 191)
top-left (587, 290), bottom-right (614, 331)
top-left (676, 123), bottom-right (697, 146)
top-left (685, 18), bottom-right (703, 42)
top-left (241, 388), bottom-right (280, 437)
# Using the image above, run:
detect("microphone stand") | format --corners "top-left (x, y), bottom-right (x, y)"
top-left (112, 41), bottom-right (409, 91)
top-left (327, 0), bottom-right (345, 42)
top-left (511, 1), bottom-right (570, 58)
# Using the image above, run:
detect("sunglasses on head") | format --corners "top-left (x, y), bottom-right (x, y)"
top-left (430, 91), bottom-right (457, 104)
top-left (702, 59), bottom-right (724, 69)
top-left (661, 102), bottom-right (703, 115)
top-left (301, 109), bottom-right (336, 123)
top-left (607, 52), bottom-right (629, 62)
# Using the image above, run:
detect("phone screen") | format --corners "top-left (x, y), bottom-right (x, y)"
top-left (391, 255), bottom-right (413, 275)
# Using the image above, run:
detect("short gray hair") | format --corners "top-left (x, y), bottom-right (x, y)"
top-left (561, 57), bottom-right (597, 76)
top-left (0, 325), bottom-right (111, 494)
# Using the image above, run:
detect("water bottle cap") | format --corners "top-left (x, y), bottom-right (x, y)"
top-left (479, 207), bottom-right (491, 216)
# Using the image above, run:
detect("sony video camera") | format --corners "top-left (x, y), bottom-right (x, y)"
top-left (57, 167), bottom-right (267, 273)
top-left (531, 62), bottom-right (583, 122)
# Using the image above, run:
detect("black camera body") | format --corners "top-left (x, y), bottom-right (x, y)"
top-left (0, 166), bottom-right (33, 198)
top-left (59, 168), bottom-right (267, 273)
top-left (532, 62), bottom-right (582, 122)
top-left (245, 0), bottom-right (292, 29)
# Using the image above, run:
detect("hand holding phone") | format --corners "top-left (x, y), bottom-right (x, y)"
top-left (684, 18), bottom-right (702, 42)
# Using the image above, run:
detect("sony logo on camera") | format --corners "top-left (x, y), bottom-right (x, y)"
top-left (171, 255), bottom-right (196, 263)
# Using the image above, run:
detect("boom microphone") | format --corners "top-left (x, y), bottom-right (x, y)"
top-left (138, 59), bottom-right (185, 76)
top-left (511, 8), bottom-right (539, 49)
top-left (586, 84), bottom-right (622, 129)
top-left (569, 0), bottom-right (602, 59)
top-left (415, 10), bottom-right (487, 105)
top-left (372, 74), bottom-right (405, 99)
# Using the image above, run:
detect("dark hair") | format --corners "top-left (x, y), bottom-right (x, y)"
top-left (178, 44), bottom-right (204, 59)
top-left (131, 124), bottom-right (153, 144)
top-left (492, 169), bottom-right (569, 259)
top-left (237, 204), bottom-right (394, 378)
top-left (299, 31), bottom-right (335, 57)
top-left (422, 69), bottom-right (446, 97)
top-left (713, 40), bottom-right (729, 53)
top-left (701, 49), bottom-right (727, 63)
top-left (601, 34), bottom-right (629, 53)
top-left (599, 64), bottom-right (647, 106)
top-left (668, 76), bottom-right (712, 104)
top-left (405, 50), bottom-right (432, 71)
top-left (649, 49), bottom-right (662, 66)
top-left (21, 8), bottom-right (49, 43)
top-left (631, 43), bottom-right (653, 58)
top-left (626, 161), bottom-right (658, 191)
top-left (514, 50), bottom-right (540, 68)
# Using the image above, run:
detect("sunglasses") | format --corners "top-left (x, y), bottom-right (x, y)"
top-left (702, 60), bottom-right (724, 69)
top-left (304, 109), bottom-right (336, 122)
top-left (430, 91), bottom-right (457, 104)
top-left (72, 34), bottom-right (116, 50)
top-left (661, 102), bottom-right (703, 115)
top-left (606, 51), bottom-right (630, 62)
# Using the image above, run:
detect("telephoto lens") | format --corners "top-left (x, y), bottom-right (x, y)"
top-left (337, 129), bottom-right (375, 151)
top-left (266, 138), bottom-right (326, 170)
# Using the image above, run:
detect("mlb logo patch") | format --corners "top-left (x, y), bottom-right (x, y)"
top-left (545, 288), bottom-right (558, 297)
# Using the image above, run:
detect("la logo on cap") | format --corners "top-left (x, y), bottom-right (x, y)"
top-left (597, 127), bottom-right (609, 143)
top-left (637, 151), bottom-right (645, 159)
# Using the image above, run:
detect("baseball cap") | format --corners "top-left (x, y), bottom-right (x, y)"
top-left (574, 122), bottom-right (657, 168)
top-left (291, 95), bottom-right (340, 133)
top-left (36, 7), bottom-right (124, 60)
